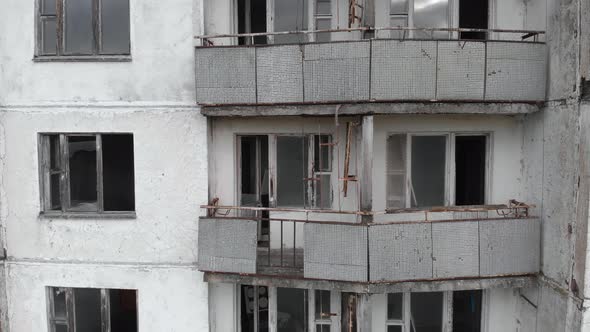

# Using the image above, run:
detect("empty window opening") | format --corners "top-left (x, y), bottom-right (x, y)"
top-left (455, 136), bottom-right (486, 206)
top-left (237, 0), bottom-right (267, 44)
top-left (459, 0), bottom-right (488, 40)
top-left (453, 290), bottom-right (482, 332)
top-left (241, 285), bottom-right (269, 332)
top-left (47, 287), bottom-right (137, 332)
top-left (277, 288), bottom-right (308, 332)
top-left (276, 136), bottom-right (310, 207)
top-left (239, 136), bottom-right (270, 245)
top-left (411, 136), bottom-right (447, 208)
top-left (410, 292), bottom-right (444, 331)
top-left (37, 0), bottom-right (130, 57)
top-left (40, 133), bottom-right (135, 214)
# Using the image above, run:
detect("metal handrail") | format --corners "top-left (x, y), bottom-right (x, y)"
top-left (194, 26), bottom-right (546, 45)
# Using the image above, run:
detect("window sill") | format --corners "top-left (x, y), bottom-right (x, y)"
top-left (39, 211), bottom-right (137, 220)
top-left (33, 55), bottom-right (132, 63)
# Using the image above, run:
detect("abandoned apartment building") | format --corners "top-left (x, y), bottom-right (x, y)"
top-left (1, 0), bottom-right (590, 331)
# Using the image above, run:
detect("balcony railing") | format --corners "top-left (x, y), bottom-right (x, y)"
top-left (194, 27), bottom-right (547, 106)
top-left (197, 202), bottom-right (540, 284)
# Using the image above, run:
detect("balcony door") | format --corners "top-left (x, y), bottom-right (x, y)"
top-left (236, 0), bottom-right (335, 44)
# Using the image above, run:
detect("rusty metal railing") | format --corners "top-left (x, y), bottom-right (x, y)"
top-left (195, 27), bottom-right (546, 47)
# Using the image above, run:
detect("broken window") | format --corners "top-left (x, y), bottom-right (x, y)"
top-left (459, 0), bottom-right (488, 40)
top-left (452, 290), bottom-right (482, 332)
top-left (37, 0), bottom-right (130, 57)
top-left (277, 288), bottom-right (308, 332)
top-left (241, 285), bottom-right (269, 332)
top-left (386, 292), bottom-right (446, 331)
top-left (386, 133), bottom-right (488, 210)
top-left (236, 0), bottom-right (334, 44)
top-left (275, 135), bottom-right (332, 209)
top-left (455, 136), bottom-right (487, 206)
top-left (39, 133), bottom-right (135, 215)
top-left (47, 287), bottom-right (137, 332)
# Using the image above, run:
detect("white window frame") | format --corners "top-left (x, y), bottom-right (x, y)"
top-left (386, 132), bottom-right (491, 210)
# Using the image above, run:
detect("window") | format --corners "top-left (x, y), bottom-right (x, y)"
top-left (386, 292), bottom-right (446, 332)
top-left (389, 0), bottom-right (409, 39)
top-left (37, 0), bottom-right (130, 58)
top-left (275, 135), bottom-right (332, 209)
top-left (452, 290), bottom-right (483, 332)
top-left (47, 287), bottom-right (138, 332)
top-left (386, 134), bottom-right (488, 209)
top-left (385, 0), bottom-right (450, 39)
top-left (459, 0), bottom-right (489, 39)
top-left (314, 290), bottom-right (334, 331)
top-left (241, 285), bottom-right (269, 332)
top-left (236, 0), bottom-right (333, 44)
top-left (277, 288), bottom-right (308, 332)
top-left (39, 133), bottom-right (135, 215)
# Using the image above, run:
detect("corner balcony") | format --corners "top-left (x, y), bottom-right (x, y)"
top-left (197, 202), bottom-right (540, 289)
top-left (194, 27), bottom-right (547, 114)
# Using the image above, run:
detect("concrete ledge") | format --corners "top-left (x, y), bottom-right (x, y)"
top-left (204, 272), bottom-right (538, 293)
top-left (200, 101), bottom-right (542, 117)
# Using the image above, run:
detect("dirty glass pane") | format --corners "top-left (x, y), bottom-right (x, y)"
top-left (50, 173), bottom-right (62, 210)
top-left (410, 136), bottom-right (446, 208)
top-left (314, 135), bottom-right (331, 172)
top-left (68, 136), bottom-right (98, 212)
top-left (316, 0), bottom-right (331, 15)
top-left (387, 326), bottom-right (402, 332)
top-left (42, 0), bottom-right (57, 15)
top-left (52, 288), bottom-right (67, 320)
top-left (390, 0), bottom-right (408, 14)
top-left (386, 135), bottom-right (406, 209)
top-left (410, 292), bottom-right (443, 332)
top-left (314, 174), bottom-right (331, 209)
top-left (387, 293), bottom-right (403, 320)
top-left (274, 0), bottom-right (308, 43)
top-left (74, 288), bottom-right (101, 332)
top-left (316, 325), bottom-right (330, 332)
top-left (42, 17), bottom-right (58, 55)
top-left (55, 324), bottom-right (68, 332)
top-left (277, 288), bottom-right (308, 332)
top-left (315, 290), bottom-right (330, 319)
top-left (101, 0), bottom-right (131, 54)
top-left (315, 18), bottom-right (332, 42)
top-left (65, 0), bottom-right (94, 54)
top-left (413, 0), bottom-right (449, 39)
top-left (277, 136), bottom-right (308, 207)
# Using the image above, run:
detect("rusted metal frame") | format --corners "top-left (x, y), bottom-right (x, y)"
top-left (201, 204), bottom-right (370, 215)
top-left (195, 26), bottom-right (546, 42)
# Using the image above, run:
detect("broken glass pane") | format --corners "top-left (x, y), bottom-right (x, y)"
top-left (64, 0), bottom-right (94, 54)
top-left (101, 0), bottom-right (131, 54)
top-left (411, 136), bottom-right (446, 208)
top-left (276, 136), bottom-right (308, 207)
top-left (68, 136), bottom-right (97, 212)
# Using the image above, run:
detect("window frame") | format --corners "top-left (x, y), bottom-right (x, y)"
top-left (38, 133), bottom-right (136, 218)
top-left (385, 292), bottom-right (454, 332)
top-left (35, 0), bottom-right (131, 61)
top-left (385, 132), bottom-right (491, 210)
top-left (46, 287), bottom-right (137, 332)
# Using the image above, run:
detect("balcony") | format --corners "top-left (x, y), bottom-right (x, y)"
top-left (195, 27), bottom-right (547, 110)
top-left (197, 203), bottom-right (540, 286)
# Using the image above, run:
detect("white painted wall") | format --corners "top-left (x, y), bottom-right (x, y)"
top-left (0, 109), bottom-right (209, 332)
top-left (0, 0), bottom-right (199, 104)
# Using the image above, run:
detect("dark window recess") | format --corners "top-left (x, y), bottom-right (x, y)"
top-left (455, 136), bottom-right (486, 206)
top-left (237, 0), bottom-right (268, 45)
top-left (453, 290), bottom-right (482, 332)
top-left (37, 0), bottom-right (130, 57)
top-left (40, 133), bottom-right (135, 214)
top-left (241, 285), bottom-right (269, 332)
top-left (103, 135), bottom-right (135, 211)
top-left (277, 288), bottom-right (308, 332)
top-left (47, 287), bottom-right (138, 332)
top-left (410, 292), bottom-right (443, 332)
top-left (411, 136), bottom-right (446, 208)
top-left (459, 0), bottom-right (488, 40)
